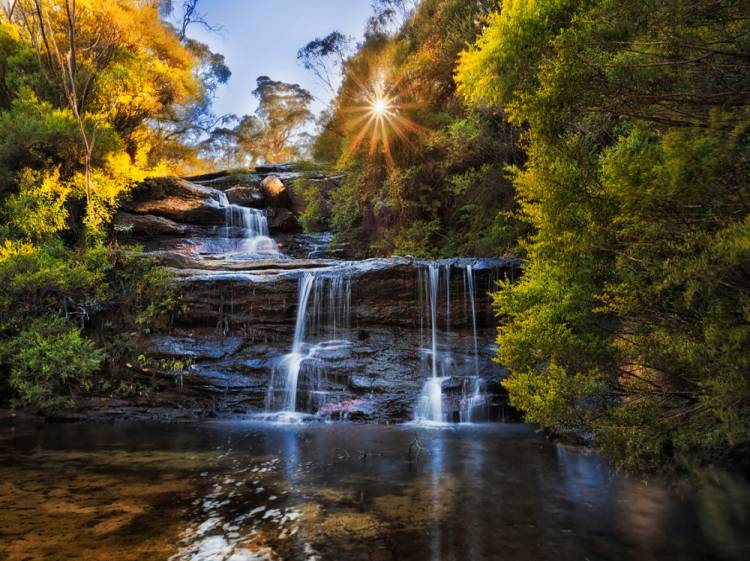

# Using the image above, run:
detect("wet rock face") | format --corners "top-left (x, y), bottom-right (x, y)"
top-left (123, 258), bottom-right (520, 422)
top-left (168, 258), bottom-right (514, 331)
top-left (137, 326), bottom-right (512, 422)
top-left (268, 208), bottom-right (302, 234)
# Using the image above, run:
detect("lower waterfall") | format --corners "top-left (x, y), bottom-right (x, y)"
top-left (413, 261), bottom-right (490, 424)
top-left (265, 271), bottom-right (352, 418)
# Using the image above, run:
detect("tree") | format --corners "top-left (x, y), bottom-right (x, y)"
top-left (0, 0), bottom-right (204, 411)
top-left (236, 76), bottom-right (313, 165)
top-left (311, 0), bottom-right (519, 256)
top-left (10, 0), bottom-right (197, 222)
top-left (15, 0), bottom-right (115, 208)
top-left (365, 0), bottom-right (420, 37)
top-left (297, 31), bottom-right (353, 95)
top-left (456, 0), bottom-right (750, 471)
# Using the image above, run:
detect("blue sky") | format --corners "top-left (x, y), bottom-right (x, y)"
top-left (188, 0), bottom-right (374, 120)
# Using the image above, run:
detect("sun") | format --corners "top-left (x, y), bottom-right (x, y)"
top-left (373, 98), bottom-right (388, 116)
top-left (340, 69), bottom-right (429, 170)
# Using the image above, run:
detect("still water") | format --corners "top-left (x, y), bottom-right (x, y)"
top-left (1, 422), bottom-right (748, 561)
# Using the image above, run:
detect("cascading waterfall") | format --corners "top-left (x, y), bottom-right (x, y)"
top-left (460, 264), bottom-right (488, 422)
top-left (465, 265), bottom-right (480, 377)
top-left (265, 271), bottom-right (352, 418)
top-left (214, 191), bottom-right (278, 257)
top-left (414, 261), bottom-right (489, 424)
top-left (277, 273), bottom-right (315, 412)
top-left (415, 262), bottom-right (446, 423)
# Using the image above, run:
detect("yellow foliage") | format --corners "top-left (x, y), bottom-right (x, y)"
top-left (4, 168), bottom-right (71, 242)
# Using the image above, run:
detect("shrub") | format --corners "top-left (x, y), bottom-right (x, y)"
top-left (0, 315), bottom-right (104, 409)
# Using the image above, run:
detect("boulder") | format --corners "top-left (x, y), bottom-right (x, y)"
top-left (225, 186), bottom-right (265, 208)
top-left (261, 176), bottom-right (292, 208)
top-left (114, 212), bottom-right (188, 237)
top-left (268, 208), bottom-right (302, 233)
top-left (122, 177), bottom-right (226, 226)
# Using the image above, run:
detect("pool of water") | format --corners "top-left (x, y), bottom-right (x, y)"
top-left (1, 422), bottom-right (748, 561)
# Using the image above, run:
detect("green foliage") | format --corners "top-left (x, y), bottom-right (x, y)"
top-left (107, 247), bottom-right (179, 334)
top-left (295, 178), bottom-right (328, 232)
top-left (0, 315), bottom-right (104, 409)
top-left (314, 0), bottom-right (521, 257)
top-left (459, 0), bottom-right (750, 471)
top-left (0, 238), bottom-right (178, 407)
top-left (0, 240), bottom-right (108, 331)
top-left (0, 2), bottom-right (211, 409)
top-left (0, 92), bottom-right (81, 192)
top-left (3, 168), bottom-right (71, 242)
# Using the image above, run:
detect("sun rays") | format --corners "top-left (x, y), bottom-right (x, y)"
top-left (338, 66), bottom-right (430, 171)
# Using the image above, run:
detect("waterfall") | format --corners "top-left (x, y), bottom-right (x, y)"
top-left (429, 263), bottom-right (439, 379)
top-left (415, 262), bottom-right (445, 423)
top-left (414, 261), bottom-right (489, 424)
top-left (465, 265), bottom-right (480, 377)
top-left (214, 191), bottom-right (278, 257)
top-left (266, 271), bottom-right (352, 417)
top-left (277, 273), bottom-right (315, 412)
top-left (459, 377), bottom-right (486, 423)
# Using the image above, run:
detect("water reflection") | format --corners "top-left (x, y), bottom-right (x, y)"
top-left (0, 422), bottom-right (748, 561)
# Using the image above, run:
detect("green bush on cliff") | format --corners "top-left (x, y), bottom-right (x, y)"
top-left (294, 177), bottom-right (329, 232)
top-left (0, 316), bottom-right (105, 409)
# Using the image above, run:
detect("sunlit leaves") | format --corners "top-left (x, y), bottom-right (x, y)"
top-left (459, 0), bottom-right (750, 470)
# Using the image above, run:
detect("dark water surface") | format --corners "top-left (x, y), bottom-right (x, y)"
top-left (1, 422), bottom-right (748, 561)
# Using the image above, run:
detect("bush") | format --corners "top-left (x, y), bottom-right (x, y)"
top-left (0, 315), bottom-right (104, 409)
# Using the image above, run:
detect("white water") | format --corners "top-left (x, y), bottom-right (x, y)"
top-left (415, 263), bottom-right (444, 423)
top-left (278, 273), bottom-right (316, 412)
top-left (415, 376), bottom-right (448, 423)
top-left (466, 265), bottom-right (480, 377)
top-left (414, 262), bottom-right (489, 424)
top-left (266, 272), bottom-right (352, 416)
top-left (213, 191), bottom-right (280, 258)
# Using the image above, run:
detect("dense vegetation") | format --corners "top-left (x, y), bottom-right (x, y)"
top-left (309, 0), bottom-right (525, 258)
top-left (0, 0), bottom-right (218, 410)
top-left (454, 0), bottom-right (750, 471)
